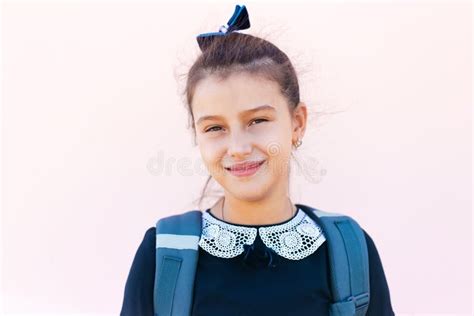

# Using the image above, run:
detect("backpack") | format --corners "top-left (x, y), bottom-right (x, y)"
top-left (153, 203), bottom-right (370, 316)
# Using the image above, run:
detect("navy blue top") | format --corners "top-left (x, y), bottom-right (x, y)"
top-left (120, 208), bottom-right (395, 316)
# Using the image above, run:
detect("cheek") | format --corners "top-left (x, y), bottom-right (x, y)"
top-left (198, 141), bottom-right (224, 171)
top-left (267, 147), bottom-right (292, 176)
top-left (260, 127), bottom-right (292, 159)
top-left (262, 136), bottom-right (292, 175)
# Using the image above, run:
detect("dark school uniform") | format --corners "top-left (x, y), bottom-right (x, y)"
top-left (120, 207), bottom-right (395, 316)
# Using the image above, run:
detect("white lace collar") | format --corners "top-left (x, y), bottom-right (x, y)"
top-left (198, 206), bottom-right (326, 261)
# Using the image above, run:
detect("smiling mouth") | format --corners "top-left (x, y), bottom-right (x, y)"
top-left (224, 160), bottom-right (266, 177)
top-left (225, 160), bottom-right (265, 171)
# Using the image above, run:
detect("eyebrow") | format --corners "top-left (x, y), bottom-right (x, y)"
top-left (195, 104), bottom-right (276, 126)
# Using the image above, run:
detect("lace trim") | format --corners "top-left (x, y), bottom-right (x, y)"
top-left (199, 211), bottom-right (258, 259)
top-left (198, 207), bottom-right (326, 260)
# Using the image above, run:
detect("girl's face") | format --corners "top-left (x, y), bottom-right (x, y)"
top-left (192, 72), bottom-right (306, 201)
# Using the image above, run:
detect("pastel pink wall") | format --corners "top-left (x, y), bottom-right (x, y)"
top-left (1, 1), bottom-right (471, 315)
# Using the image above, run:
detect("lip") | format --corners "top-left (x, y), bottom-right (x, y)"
top-left (225, 160), bottom-right (266, 177)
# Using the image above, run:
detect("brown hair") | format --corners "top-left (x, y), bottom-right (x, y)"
top-left (181, 32), bottom-right (303, 210)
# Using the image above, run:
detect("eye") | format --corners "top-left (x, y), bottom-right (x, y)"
top-left (204, 125), bottom-right (222, 133)
top-left (204, 118), bottom-right (268, 133)
top-left (250, 118), bottom-right (268, 126)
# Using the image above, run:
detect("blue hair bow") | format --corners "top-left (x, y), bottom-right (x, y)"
top-left (196, 4), bottom-right (251, 51)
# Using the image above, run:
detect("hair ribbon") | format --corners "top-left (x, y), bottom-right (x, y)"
top-left (196, 4), bottom-right (251, 51)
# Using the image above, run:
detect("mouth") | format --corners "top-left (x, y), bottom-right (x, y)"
top-left (225, 160), bottom-right (266, 177)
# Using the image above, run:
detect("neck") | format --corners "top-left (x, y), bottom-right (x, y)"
top-left (211, 192), bottom-right (296, 226)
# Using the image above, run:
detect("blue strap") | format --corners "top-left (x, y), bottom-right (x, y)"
top-left (297, 204), bottom-right (370, 316)
top-left (155, 256), bottom-right (182, 316)
top-left (329, 300), bottom-right (355, 315)
top-left (154, 210), bottom-right (202, 316)
top-left (334, 220), bottom-right (370, 316)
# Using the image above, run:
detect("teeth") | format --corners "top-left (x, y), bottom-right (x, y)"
top-left (232, 161), bottom-right (263, 171)
top-left (224, 160), bottom-right (265, 171)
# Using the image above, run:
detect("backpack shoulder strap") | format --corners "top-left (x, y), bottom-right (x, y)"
top-left (297, 204), bottom-right (370, 316)
top-left (153, 210), bottom-right (202, 316)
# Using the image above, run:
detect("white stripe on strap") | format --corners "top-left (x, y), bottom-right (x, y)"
top-left (313, 209), bottom-right (345, 217)
top-left (156, 234), bottom-right (200, 250)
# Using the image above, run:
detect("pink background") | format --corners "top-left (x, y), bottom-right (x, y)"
top-left (1, 1), bottom-right (472, 315)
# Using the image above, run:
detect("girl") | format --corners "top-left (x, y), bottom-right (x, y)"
top-left (120, 5), bottom-right (395, 316)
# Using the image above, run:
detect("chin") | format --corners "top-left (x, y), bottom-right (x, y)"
top-left (224, 176), bottom-right (275, 201)
top-left (229, 189), bottom-right (269, 203)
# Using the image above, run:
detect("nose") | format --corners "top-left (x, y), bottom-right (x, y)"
top-left (227, 131), bottom-right (252, 159)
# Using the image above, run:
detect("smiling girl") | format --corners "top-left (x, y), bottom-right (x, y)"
top-left (120, 5), bottom-right (394, 316)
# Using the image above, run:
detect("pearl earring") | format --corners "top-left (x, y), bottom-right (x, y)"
top-left (293, 138), bottom-right (302, 149)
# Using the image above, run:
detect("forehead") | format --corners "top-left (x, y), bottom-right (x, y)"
top-left (192, 72), bottom-right (287, 119)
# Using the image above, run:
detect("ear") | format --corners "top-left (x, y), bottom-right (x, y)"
top-left (292, 102), bottom-right (308, 141)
